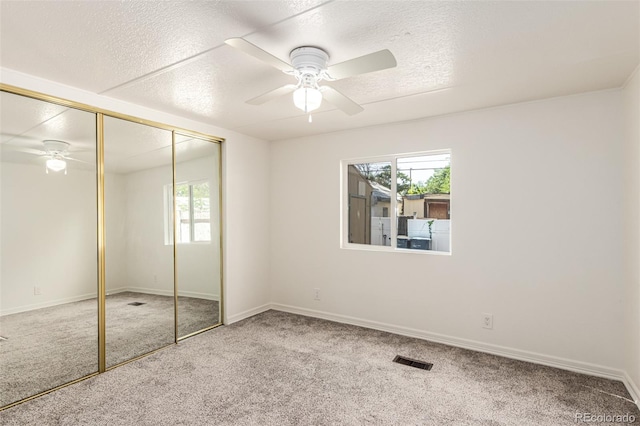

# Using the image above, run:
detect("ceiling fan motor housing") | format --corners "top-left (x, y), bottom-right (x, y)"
top-left (43, 140), bottom-right (70, 155)
top-left (290, 47), bottom-right (329, 78)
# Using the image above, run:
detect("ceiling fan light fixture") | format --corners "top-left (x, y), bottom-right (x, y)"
top-left (293, 87), bottom-right (322, 113)
top-left (226, 38), bottom-right (396, 116)
top-left (46, 157), bottom-right (67, 173)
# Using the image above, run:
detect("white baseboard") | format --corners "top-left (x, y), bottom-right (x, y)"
top-left (2, 287), bottom-right (219, 317)
top-left (107, 286), bottom-right (219, 301)
top-left (105, 287), bottom-right (129, 295)
top-left (135, 288), bottom-right (173, 297)
top-left (623, 372), bottom-right (640, 410)
top-left (225, 303), bottom-right (272, 325)
top-left (178, 290), bottom-right (220, 301)
top-left (270, 303), bottom-right (631, 386)
top-left (0, 293), bottom-right (96, 316)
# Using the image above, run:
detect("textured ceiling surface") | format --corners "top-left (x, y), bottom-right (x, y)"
top-left (1, 0), bottom-right (639, 142)
top-left (0, 91), bottom-right (216, 174)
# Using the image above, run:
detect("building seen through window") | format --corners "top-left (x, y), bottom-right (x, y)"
top-left (346, 152), bottom-right (450, 252)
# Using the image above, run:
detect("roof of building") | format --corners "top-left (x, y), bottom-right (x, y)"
top-left (404, 193), bottom-right (450, 201)
top-left (370, 181), bottom-right (391, 203)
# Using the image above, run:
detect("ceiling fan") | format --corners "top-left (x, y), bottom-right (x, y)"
top-left (3, 140), bottom-right (88, 174)
top-left (225, 38), bottom-right (397, 120)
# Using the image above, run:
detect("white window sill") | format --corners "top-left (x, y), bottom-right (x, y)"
top-left (340, 243), bottom-right (451, 255)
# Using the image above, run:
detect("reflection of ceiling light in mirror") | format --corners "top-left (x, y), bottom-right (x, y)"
top-left (46, 157), bottom-right (67, 174)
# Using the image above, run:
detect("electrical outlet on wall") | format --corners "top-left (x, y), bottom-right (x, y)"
top-left (482, 313), bottom-right (493, 329)
top-left (313, 288), bottom-right (320, 301)
top-left (33, 286), bottom-right (41, 296)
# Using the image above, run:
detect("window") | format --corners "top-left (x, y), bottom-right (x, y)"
top-left (343, 151), bottom-right (450, 253)
top-left (165, 181), bottom-right (211, 244)
top-left (347, 161), bottom-right (392, 246)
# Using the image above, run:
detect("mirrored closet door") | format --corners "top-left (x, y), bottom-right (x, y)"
top-left (103, 116), bottom-right (175, 368)
top-left (0, 86), bottom-right (223, 409)
top-left (0, 91), bottom-right (98, 406)
top-left (175, 134), bottom-right (222, 338)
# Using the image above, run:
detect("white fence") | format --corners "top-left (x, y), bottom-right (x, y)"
top-left (371, 217), bottom-right (391, 246)
top-left (371, 217), bottom-right (451, 252)
top-left (408, 219), bottom-right (450, 252)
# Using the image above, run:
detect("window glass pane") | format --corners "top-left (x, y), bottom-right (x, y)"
top-left (396, 153), bottom-right (450, 252)
top-left (176, 183), bottom-right (190, 243)
top-left (164, 185), bottom-right (173, 244)
top-left (192, 182), bottom-right (211, 242)
top-left (347, 162), bottom-right (392, 246)
top-left (194, 222), bottom-right (211, 242)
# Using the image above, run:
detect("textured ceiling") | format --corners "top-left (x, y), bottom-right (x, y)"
top-left (1, 0), bottom-right (639, 142)
top-left (0, 91), bottom-right (216, 174)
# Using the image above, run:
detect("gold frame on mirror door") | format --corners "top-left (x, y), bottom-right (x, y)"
top-left (174, 132), bottom-right (224, 342)
top-left (172, 131), bottom-right (178, 343)
top-left (97, 113), bottom-right (106, 373)
top-left (0, 83), bottom-right (225, 411)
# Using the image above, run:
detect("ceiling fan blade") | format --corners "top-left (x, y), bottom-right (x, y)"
top-left (0, 144), bottom-right (44, 156)
top-left (326, 49), bottom-right (397, 80)
top-left (64, 156), bottom-right (92, 165)
top-left (320, 86), bottom-right (364, 116)
top-left (225, 38), bottom-right (292, 73)
top-left (247, 84), bottom-right (297, 105)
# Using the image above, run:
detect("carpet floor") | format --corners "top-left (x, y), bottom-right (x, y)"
top-left (0, 292), bottom-right (219, 407)
top-left (1, 310), bottom-right (637, 425)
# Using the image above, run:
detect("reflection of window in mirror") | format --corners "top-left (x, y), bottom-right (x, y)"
top-left (164, 181), bottom-right (211, 244)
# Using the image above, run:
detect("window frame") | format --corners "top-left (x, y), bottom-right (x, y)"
top-left (164, 179), bottom-right (212, 245)
top-left (340, 150), bottom-right (451, 255)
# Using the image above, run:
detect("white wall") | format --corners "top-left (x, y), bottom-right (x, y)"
top-left (1, 68), bottom-right (272, 323)
top-left (175, 155), bottom-right (221, 300)
top-left (2, 154), bottom-right (225, 311)
top-left (105, 172), bottom-right (126, 293)
top-left (623, 67), bottom-right (640, 403)
top-left (110, 154), bottom-right (221, 300)
top-left (119, 165), bottom-right (174, 295)
top-left (270, 90), bottom-right (627, 377)
top-left (0, 163), bottom-right (97, 314)
top-left (223, 135), bottom-right (271, 322)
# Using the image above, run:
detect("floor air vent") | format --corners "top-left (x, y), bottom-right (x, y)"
top-left (393, 355), bottom-right (433, 370)
top-left (127, 302), bottom-right (145, 306)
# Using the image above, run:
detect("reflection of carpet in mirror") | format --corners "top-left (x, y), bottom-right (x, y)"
top-left (105, 292), bottom-right (220, 367)
top-left (0, 292), bottom-right (219, 407)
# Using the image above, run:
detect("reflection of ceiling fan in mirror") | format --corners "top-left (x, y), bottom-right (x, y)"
top-left (225, 38), bottom-right (397, 121)
top-left (7, 140), bottom-right (89, 175)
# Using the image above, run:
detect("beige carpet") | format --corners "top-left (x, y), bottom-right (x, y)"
top-left (1, 310), bottom-right (637, 425)
top-left (0, 292), bottom-right (219, 407)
